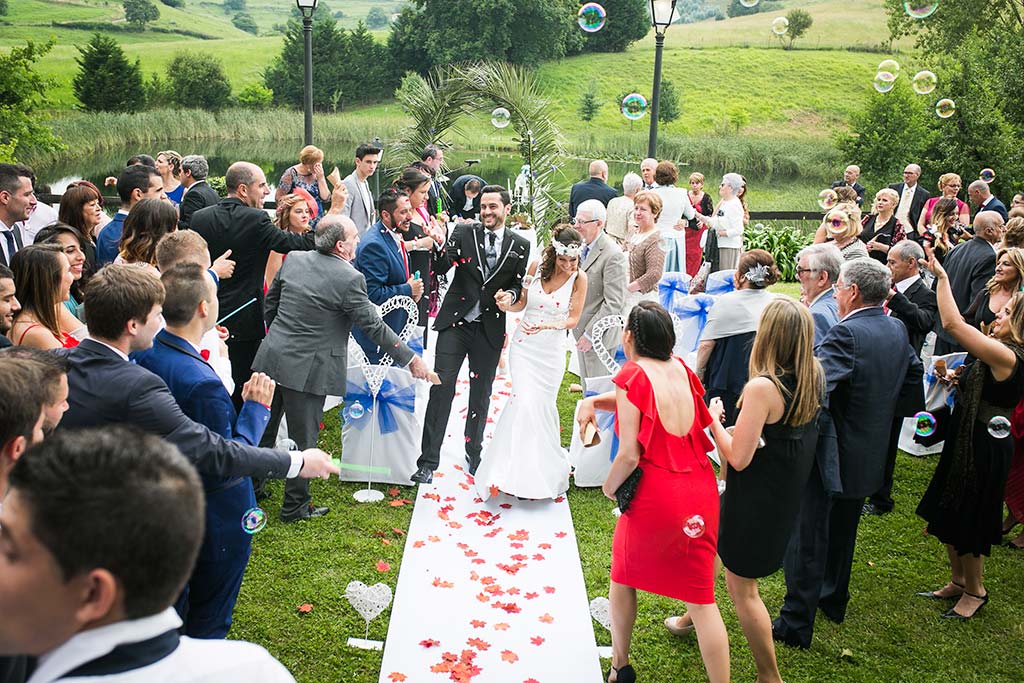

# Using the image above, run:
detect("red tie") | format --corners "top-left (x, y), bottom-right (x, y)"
top-left (200, 349), bottom-right (211, 361)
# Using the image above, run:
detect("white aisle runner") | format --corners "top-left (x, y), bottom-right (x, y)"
top-left (377, 365), bottom-right (604, 683)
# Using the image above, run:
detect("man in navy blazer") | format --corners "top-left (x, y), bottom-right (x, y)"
top-left (57, 264), bottom-right (337, 483)
top-left (569, 160), bottom-right (618, 217)
top-left (95, 165), bottom-right (165, 265)
top-left (968, 179), bottom-right (1009, 222)
top-left (774, 258), bottom-right (923, 649)
top-left (353, 189), bottom-right (423, 363)
top-left (135, 263), bottom-right (274, 639)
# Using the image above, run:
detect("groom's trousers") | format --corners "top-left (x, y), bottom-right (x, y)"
top-left (419, 320), bottom-right (501, 470)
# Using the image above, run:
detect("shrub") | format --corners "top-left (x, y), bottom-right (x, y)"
top-left (166, 51), bottom-right (232, 111)
top-left (232, 11), bottom-right (257, 33)
top-left (207, 176), bottom-right (227, 196)
top-left (365, 6), bottom-right (388, 28)
top-left (73, 34), bottom-right (146, 112)
top-left (123, 0), bottom-right (159, 27)
top-left (779, 9), bottom-right (813, 50)
top-left (236, 83), bottom-right (273, 109)
top-left (743, 222), bottom-right (813, 281)
top-left (578, 82), bottom-right (601, 122)
top-left (0, 0), bottom-right (9, 15)
top-left (658, 79), bottom-right (680, 124)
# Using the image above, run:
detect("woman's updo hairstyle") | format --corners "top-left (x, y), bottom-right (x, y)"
top-left (539, 225), bottom-right (583, 281)
top-left (736, 248), bottom-right (779, 289)
top-left (627, 301), bottom-right (675, 361)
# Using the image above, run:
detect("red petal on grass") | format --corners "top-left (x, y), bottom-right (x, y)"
top-left (297, 603), bottom-right (313, 613)
top-left (375, 560), bottom-right (391, 572)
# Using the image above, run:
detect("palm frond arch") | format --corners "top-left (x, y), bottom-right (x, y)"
top-left (388, 62), bottom-right (567, 244)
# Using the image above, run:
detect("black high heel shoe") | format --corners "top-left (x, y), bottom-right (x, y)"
top-left (607, 664), bottom-right (637, 683)
top-left (915, 581), bottom-right (964, 601)
top-left (941, 591), bottom-right (989, 620)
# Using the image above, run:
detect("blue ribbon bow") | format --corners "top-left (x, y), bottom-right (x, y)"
top-left (343, 378), bottom-right (416, 434)
top-left (705, 270), bottom-right (736, 296)
top-left (585, 389), bottom-right (620, 461)
top-left (658, 272), bottom-right (691, 314)
top-left (407, 329), bottom-right (424, 356)
top-left (675, 294), bottom-right (715, 354)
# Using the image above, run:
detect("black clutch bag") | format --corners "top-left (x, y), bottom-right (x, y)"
top-left (615, 467), bottom-right (643, 513)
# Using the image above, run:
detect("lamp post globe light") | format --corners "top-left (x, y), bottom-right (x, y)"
top-left (647, 0), bottom-right (677, 158)
top-left (296, 0), bottom-right (318, 145)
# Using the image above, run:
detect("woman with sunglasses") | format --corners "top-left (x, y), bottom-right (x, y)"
top-left (814, 203), bottom-right (869, 262)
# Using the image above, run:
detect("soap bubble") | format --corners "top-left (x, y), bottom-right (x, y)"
top-left (739, 0), bottom-right (759, 6)
top-left (988, 416), bottom-right (1011, 439)
top-left (683, 514), bottom-right (706, 539)
top-left (771, 16), bottom-right (789, 35)
top-left (818, 189), bottom-right (838, 210)
top-left (276, 438), bottom-right (298, 451)
top-left (914, 411), bottom-right (936, 437)
top-left (490, 107), bottom-right (511, 129)
top-left (577, 3), bottom-right (606, 32)
top-left (911, 70), bottom-right (937, 95)
top-left (878, 59), bottom-right (900, 76)
top-left (873, 71), bottom-right (897, 94)
top-left (347, 401), bottom-right (365, 420)
top-left (620, 93), bottom-right (648, 121)
top-left (903, 0), bottom-right (938, 19)
top-left (935, 98), bottom-right (956, 119)
top-left (241, 507), bottom-right (267, 534)
top-left (979, 168), bottom-right (996, 182)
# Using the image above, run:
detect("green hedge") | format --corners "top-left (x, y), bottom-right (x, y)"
top-left (743, 221), bottom-right (814, 282)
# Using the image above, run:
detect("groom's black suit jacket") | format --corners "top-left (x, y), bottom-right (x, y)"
top-left (433, 221), bottom-right (530, 350)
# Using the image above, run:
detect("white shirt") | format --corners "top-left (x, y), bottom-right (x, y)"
top-left (707, 197), bottom-right (745, 249)
top-left (197, 329), bottom-right (235, 395)
top-left (28, 608), bottom-right (295, 683)
top-left (23, 201), bottom-right (60, 244)
top-left (895, 274), bottom-right (920, 294)
top-left (653, 186), bottom-right (696, 239)
top-left (89, 338), bottom-right (130, 362)
top-left (483, 226), bottom-right (505, 257)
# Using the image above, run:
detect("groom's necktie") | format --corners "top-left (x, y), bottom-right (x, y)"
top-left (1, 229), bottom-right (17, 266)
top-left (485, 231), bottom-right (498, 274)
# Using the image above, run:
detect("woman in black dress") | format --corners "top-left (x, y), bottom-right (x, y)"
top-left (708, 298), bottom-right (822, 683)
top-left (965, 248), bottom-right (1024, 335)
top-left (916, 248), bottom-right (1024, 620)
top-left (859, 188), bottom-right (906, 264)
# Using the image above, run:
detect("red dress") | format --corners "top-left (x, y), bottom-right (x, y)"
top-left (611, 358), bottom-right (719, 604)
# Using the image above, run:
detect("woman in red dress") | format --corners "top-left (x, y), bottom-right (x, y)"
top-left (579, 301), bottom-right (729, 683)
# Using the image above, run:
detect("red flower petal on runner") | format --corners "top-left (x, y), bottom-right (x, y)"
top-left (525, 679), bottom-right (541, 683)
top-left (454, 464), bottom-right (464, 472)
top-left (555, 532), bottom-right (567, 538)
top-left (413, 540), bottom-right (425, 548)
top-left (420, 639), bottom-right (440, 648)
top-left (480, 576), bottom-right (497, 585)
top-left (472, 558), bottom-right (486, 564)
top-left (423, 492), bottom-right (441, 502)
top-left (449, 521), bottom-right (463, 529)
top-left (470, 620), bottom-right (486, 628)
top-left (484, 585), bottom-right (505, 595)
top-left (538, 613), bottom-right (554, 624)
top-left (524, 592), bottom-right (539, 600)
top-left (506, 587), bottom-right (520, 595)
top-left (464, 550), bottom-right (478, 557)
top-left (467, 637), bottom-right (490, 651)
top-left (428, 535), bottom-right (441, 543)
top-left (442, 652), bottom-right (459, 663)
top-left (543, 586), bottom-right (556, 594)
top-left (459, 482), bottom-right (470, 490)
top-left (510, 553), bottom-right (527, 561)
top-left (375, 560), bottom-right (391, 572)
top-left (532, 553), bottom-right (545, 561)
top-left (489, 485), bottom-right (501, 498)
top-left (457, 542), bottom-right (469, 549)
top-left (387, 673), bottom-right (407, 682)
top-left (484, 528), bottom-right (503, 538)
top-left (432, 577), bottom-right (454, 589)
top-left (530, 636), bottom-right (545, 646)
top-left (500, 503), bottom-right (512, 509)
top-left (510, 542), bottom-right (524, 549)
top-left (494, 622), bottom-right (510, 631)
top-left (554, 496), bottom-right (565, 503)
top-left (473, 497), bottom-right (484, 503)
top-left (469, 571), bottom-right (480, 581)
top-left (444, 496), bottom-right (457, 502)
top-left (500, 650), bottom-right (519, 663)
top-left (508, 530), bottom-right (530, 541)
top-left (476, 593), bottom-right (490, 603)
top-left (434, 472), bottom-right (445, 478)
top-left (538, 543), bottom-right (552, 550)
top-left (388, 487), bottom-right (400, 497)
top-left (297, 603), bottom-right (313, 613)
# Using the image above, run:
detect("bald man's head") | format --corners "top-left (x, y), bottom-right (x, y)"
top-left (589, 160), bottom-right (609, 180)
top-left (225, 162), bottom-right (269, 208)
top-left (974, 210), bottom-right (1005, 244)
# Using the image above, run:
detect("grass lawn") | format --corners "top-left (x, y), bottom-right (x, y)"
top-left (231, 305), bottom-right (1024, 681)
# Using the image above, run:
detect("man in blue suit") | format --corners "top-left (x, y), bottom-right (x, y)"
top-left (774, 258), bottom-right (923, 648)
top-left (353, 188), bottom-right (423, 363)
top-left (135, 263), bottom-right (275, 639)
top-left (968, 179), bottom-right (1009, 222)
top-left (95, 164), bottom-right (165, 265)
top-left (796, 243), bottom-right (842, 344)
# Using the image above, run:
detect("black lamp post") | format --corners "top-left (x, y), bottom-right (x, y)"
top-left (296, 0), bottom-right (318, 145)
top-left (647, 0), bottom-right (678, 158)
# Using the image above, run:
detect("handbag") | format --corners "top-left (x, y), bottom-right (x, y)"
top-left (615, 466), bottom-right (643, 513)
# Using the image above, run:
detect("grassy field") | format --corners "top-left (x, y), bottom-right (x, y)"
top-left (233, 325), bottom-right (1024, 682)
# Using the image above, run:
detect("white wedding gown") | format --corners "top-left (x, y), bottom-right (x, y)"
top-left (475, 272), bottom-right (577, 500)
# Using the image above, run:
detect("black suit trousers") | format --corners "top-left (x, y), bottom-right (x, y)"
top-left (257, 386), bottom-right (325, 517)
top-left (226, 338), bottom-right (261, 411)
top-left (869, 417), bottom-right (904, 511)
top-left (419, 321), bottom-right (501, 470)
top-left (778, 461), bottom-right (865, 646)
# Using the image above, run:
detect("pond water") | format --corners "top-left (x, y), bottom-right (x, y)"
top-left (37, 140), bottom-right (829, 215)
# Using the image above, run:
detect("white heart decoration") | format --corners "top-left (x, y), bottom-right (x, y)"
top-left (589, 596), bottom-right (611, 631)
top-left (589, 315), bottom-right (625, 375)
top-left (345, 580), bottom-right (393, 622)
top-left (347, 295), bottom-right (420, 397)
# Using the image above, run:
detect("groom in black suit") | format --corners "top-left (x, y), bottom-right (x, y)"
top-left (412, 185), bottom-right (530, 483)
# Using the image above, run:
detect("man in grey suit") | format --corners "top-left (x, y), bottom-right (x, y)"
top-left (796, 243), bottom-right (842, 344)
top-left (571, 199), bottom-right (626, 382)
top-left (253, 215), bottom-right (436, 521)
top-left (341, 143), bottom-right (383, 235)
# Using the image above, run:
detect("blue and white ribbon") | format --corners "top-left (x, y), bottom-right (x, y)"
top-left (585, 389), bottom-right (620, 461)
top-left (705, 270), bottom-right (736, 296)
top-left (658, 272), bottom-right (691, 314)
top-left (343, 378), bottom-right (416, 434)
top-left (674, 294), bottom-right (715, 354)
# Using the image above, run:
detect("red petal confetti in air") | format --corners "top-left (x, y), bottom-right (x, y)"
top-left (375, 560), bottom-right (391, 572)
top-left (555, 532), bottom-right (567, 538)
top-left (543, 586), bottom-right (556, 594)
top-left (432, 577), bottom-right (454, 589)
top-left (470, 619), bottom-right (486, 628)
top-left (297, 603), bottom-right (313, 613)
top-left (494, 622), bottom-right (510, 631)
top-left (388, 487), bottom-right (400, 497)
top-left (500, 650), bottom-right (519, 663)
top-left (387, 673), bottom-right (407, 682)
top-left (537, 543), bottom-right (551, 550)
top-left (420, 639), bottom-right (440, 648)
top-left (530, 636), bottom-right (545, 646)
top-left (538, 613), bottom-right (554, 624)
top-left (524, 592), bottom-right (539, 600)
top-left (467, 637), bottom-right (491, 651)
top-left (413, 540), bottom-right (425, 548)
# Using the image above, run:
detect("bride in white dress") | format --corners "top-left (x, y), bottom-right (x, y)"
top-left (475, 226), bottom-right (589, 500)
